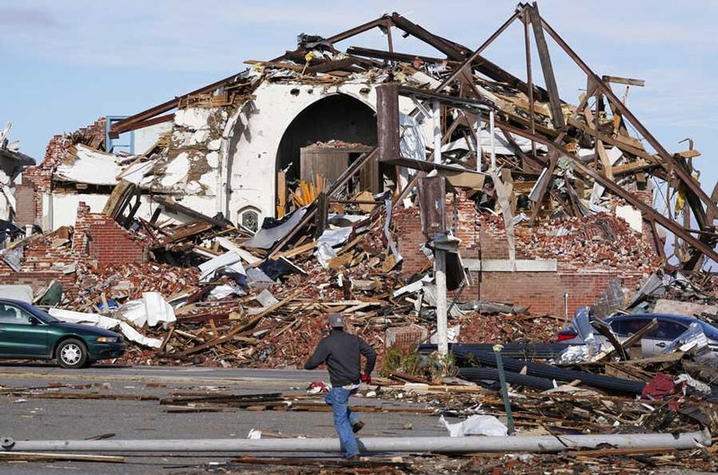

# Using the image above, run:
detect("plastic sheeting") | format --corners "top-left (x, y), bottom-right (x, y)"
top-left (440, 415), bottom-right (508, 437)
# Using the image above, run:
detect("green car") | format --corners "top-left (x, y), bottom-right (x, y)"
top-left (0, 299), bottom-right (125, 368)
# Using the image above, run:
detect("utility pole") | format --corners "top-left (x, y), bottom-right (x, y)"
top-left (435, 240), bottom-right (448, 357)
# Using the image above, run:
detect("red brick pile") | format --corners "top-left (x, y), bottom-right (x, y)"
top-left (482, 212), bottom-right (663, 273)
top-left (70, 262), bottom-right (200, 308)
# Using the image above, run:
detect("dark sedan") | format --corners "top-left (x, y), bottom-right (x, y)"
top-left (0, 299), bottom-right (125, 368)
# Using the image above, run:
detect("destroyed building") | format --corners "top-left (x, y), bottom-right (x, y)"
top-left (1, 4), bottom-right (717, 362)
top-left (2, 5), bottom-right (718, 470)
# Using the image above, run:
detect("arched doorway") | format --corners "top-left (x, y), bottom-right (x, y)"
top-left (275, 94), bottom-right (377, 207)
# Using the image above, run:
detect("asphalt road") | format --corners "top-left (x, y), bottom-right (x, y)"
top-left (0, 363), bottom-right (447, 473)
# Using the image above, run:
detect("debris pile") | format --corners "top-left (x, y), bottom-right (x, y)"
top-left (2, 4), bottom-right (718, 471)
top-left (38, 199), bottom-right (568, 368)
top-left (0, 4), bottom-right (714, 391)
top-left (483, 210), bottom-right (662, 272)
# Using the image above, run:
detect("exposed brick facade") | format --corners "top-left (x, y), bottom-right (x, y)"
top-left (13, 182), bottom-right (35, 227)
top-left (75, 203), bottom-right (146, 267)
top-left (0, 202), bottom-right (147, 298)
top-left (392, 189), bottom-right (655, 316)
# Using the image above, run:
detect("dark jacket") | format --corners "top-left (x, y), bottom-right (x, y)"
top-left (304, 329), bottom-right (376, 387)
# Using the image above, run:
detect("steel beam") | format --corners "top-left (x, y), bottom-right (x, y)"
top-left (389, 13), bottom-right (547, 101)
top-left (110, 73), bottom-right (246, 135)
top-left (527, 4), bottom-right (564, 129)
top-left (496, 121), bottom-right (718, 264)
top-left (433, 11), bottom-right (521, 94)
top-left (325, 17), bottom-right (388, 45)
top-left (537, 12), bottom-right (718, 222)
top-left (376, 84), bottom-right (401, 163)
top-left (527, 82), bottom-right (595, 223)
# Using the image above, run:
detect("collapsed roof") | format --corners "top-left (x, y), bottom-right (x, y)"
top-left (29, 3), bottom-right (716, 274)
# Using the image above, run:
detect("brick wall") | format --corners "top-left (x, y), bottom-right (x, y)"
top-left (0, 227), bottom-right (79, 296)
top-left (19, 118), bottom-right (107, 229)
top-left (0, 202), bottom-right (147, 299)
top-left (452, 191), bottom-right (481, 253)
top-left (393, 207), bottom-right (429, 276)
top-left (75, 203), bottom-right (147, 267)
top-left (14, 182), bottom-right (36, 226)
top-left (471, 269), bottom-right (636, 317)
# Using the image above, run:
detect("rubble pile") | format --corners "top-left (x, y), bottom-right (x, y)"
top-left (48, 203), bottom-right (552, 368)
top-left (454, 313), bottom-right (563, 344)
top-left (482, 211), bottom-right (662, 273)
top-left (70, 262), bottom-right (200, 309)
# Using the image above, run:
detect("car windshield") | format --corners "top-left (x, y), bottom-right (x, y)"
top-left (25, 305), bottom-right (60, 324)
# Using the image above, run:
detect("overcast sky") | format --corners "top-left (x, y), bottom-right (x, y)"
top-left (1, 0), bottom-right (717, 189)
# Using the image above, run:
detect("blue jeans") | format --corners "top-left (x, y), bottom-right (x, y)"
top-left (324, 387), bottom-right (360, 457)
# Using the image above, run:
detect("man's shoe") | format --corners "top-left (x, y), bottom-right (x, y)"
top-left (352, 420), bottom-right (365, 433)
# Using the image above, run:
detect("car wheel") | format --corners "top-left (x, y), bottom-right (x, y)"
top-left (56, 339), bottom-right (88, 369)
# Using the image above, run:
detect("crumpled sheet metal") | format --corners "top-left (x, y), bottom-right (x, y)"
top-left (49, 308), bottom-right (119, 331)
top-left (198, 251), bottom-right (245, 283)
top-left (663, 322), bottom-right (710, 357)
top-left (243, 208), bottom-right (307, 250)
top-left (118, 292), bottom-right (176, 328)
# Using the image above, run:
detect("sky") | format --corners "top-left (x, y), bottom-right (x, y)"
top-left (1, 0), bottom-right (717, 191)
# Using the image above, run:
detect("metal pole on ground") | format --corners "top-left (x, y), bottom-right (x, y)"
top-left (0, 431), bottom-right (709, 453)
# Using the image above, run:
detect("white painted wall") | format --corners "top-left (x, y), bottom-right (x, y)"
top-left (46, 80), bottom-right (432, 230)
top-left (223, 81), bottom-right (430, 222)
top-left (48, 192), bottom-right (217, 229)
top-left (134, 122), bottom-right (173, 156)
top-left (50, 193), bottom-right (110, 228)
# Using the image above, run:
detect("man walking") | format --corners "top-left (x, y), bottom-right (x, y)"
top-left (304, 313), bottom-right (376, 459)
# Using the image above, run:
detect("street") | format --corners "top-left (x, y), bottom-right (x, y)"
top-left (0, 363), bottom-right (446, 473)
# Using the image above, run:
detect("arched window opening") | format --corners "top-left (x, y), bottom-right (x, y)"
top-left (238, 207), bottom-right (260, 232)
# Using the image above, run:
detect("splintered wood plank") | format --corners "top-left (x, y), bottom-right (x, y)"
top-left (0, 452), bottom-right (125, 463)
top-left (175, 287), bottom-right (307, 358)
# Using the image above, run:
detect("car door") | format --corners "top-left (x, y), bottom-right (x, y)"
top-left (0, 303), bottom-right (49, 358)
top-left (641, 321), bottom-right (688, 357)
